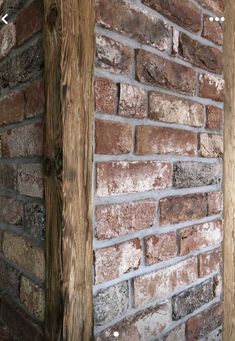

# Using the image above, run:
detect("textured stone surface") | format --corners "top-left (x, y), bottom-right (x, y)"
top-left (202, 15), bottom-right (223, 46)
top-left (24, 203), bottom-right (45, 240)
top-left (17, 163), bottom-right (44, 198)
top-left (199, 133), bottom-right (223, 157)
top-left (199, 248), bottom-right (222, 277)
top-left (208, 192), bottom-right (223, 215)
top-left (145, 232), bottom-right (177, 265)
top-left (206, 105), bottom-right (223, 130)
top-left (95, 77), bottom-right (117, 114)
top-left (0, 197), bottom-right (23, 225)
top-left (199, 74), bottom-right (224, 102)
top-left (0, 23), bottom-right (16, 60)
top-left (119, 84), bottom-right (148, 119)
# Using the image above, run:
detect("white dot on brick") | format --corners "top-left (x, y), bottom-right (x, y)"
top-left (215, 17), bottom-right (219, 21)
top-left (209, 17), bottom-right (214, 21)
top-left (220, 17), bottom-right (225, 22)
top-left (113, 331), bottom-right (119, 337)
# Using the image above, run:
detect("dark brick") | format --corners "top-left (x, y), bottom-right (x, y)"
top-left (24, 203), bottom-right (45, 240)
top-left (0, 197), bottom-right (23, 225)
top-left (0, 165), bottom-right (16, 190)
top-left (0, 258), bottom-right (19, 297)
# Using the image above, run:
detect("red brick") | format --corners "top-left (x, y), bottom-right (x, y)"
top-left (17, 163), bottom-right (44, 198)
top-left (96, 0), bottom-right (171, 50)
top-left (186, 303), bottom-right (223, 340)
top-left (95, 239), bottom-right (142, 284)
top-left (208, 191), bottom-right (223, 215)
top-left (206, 105), bottom-right (223, 130)
top-left (0, 23), bottom-right (16, 60)
top-left (0, 91), bottom-right (25, 126)
top-left (199, 73), bottom-right (224, 101)
top-left (142, 0), bottom-right (202, 33)
top-left (15, 0), bottom-right (43, 46)
top-left (0, 196), bottom-right (23, 225)
top-left (24, 79), bottom-right (45, 118)
top-left (95, 200), bottom-right (156, 239)
top-left (96, 35), bottom-right (132, 75)
top-left (149, 91), bottom-right (205, 127)
top-left (202, 15), bottom-right (223, 46)
top-left (196, 0), bottom-right (224, 16)
top-left (145, 232), bottom-right (177, 265)
top-left (95, 120), bottom-right (132, 154)
top-left (133, 257), bottom-right (198, 306)
top-left (136, 126), bottom-right (198, 156)
top-left (178, 33), bottom-right (222, 73)
top-left (95, 78), bottom-right (117, 114)
top-left (199, 248), bottom-right (222, 277)
top-left (199, 133), bottom-right (223, 157)
top-left (160, 194), bottom-right (207, 226)
top-left (118, 84), bottom-right (147, 119)
top-left (96, 161), bottom-right (172, 196)
top-left (180, 220), bottom-right (223, 256)
top-left (164, 325), bottom-right (186, 341)
top-left (136, 50), bottom-right (197, 95)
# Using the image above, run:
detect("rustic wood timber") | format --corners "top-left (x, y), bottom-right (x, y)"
top-left (224, 2), bottom-right (235, 340)
top-left (43, 0), bottom-right (95, 339)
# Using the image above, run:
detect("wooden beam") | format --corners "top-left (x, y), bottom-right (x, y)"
top-left (43, 0), bottom-right (95, 340)
top-left (224, 2), bottom-right (235, 340)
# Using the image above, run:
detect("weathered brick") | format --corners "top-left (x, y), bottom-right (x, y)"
top-left (0, 90), bottom-right (25, 126)
top-left (202, 15), bottom-right (223, 46)
top-left (186, 303), bottom-right (223, 340)
top-left (173, 161), bottom-right (222, 188)
top-left (196, 0), bottom-right (224, 16)
top-left (96, 0), bottom-right (171, 50)
top-left (199, 133), bottom-right (223, 157)
top-left (208, 192), bottom-right (223, 216)
top-left (206, 327), bottom-right (223, 341)
top-left (2, 232), bottom-right (45, 281)
top-left (0, 23), bottom-right (16, 59)
top-left (160, 194), bottom-right (207, 226)
top-left (94, 282), bottom-right (129, 325)
top-left (0, 258), bottom-right (19, 297)
top-left (95, 239), bottom-right (141, 284)
top-left (24, 203), bottom-right (45, 240)
top-left (199, 248), bottom-right (222, 277)
top-left (96, 120), bottom-right (132, 154)
top-left (164, 324), bottom-right (186, 341)
top-left (142, 0), bottom-right (202, 33)
top-left (95, 78), bottom-right (117, 114)
top-left (206, 105), bottom-right (223, 130)
top-left (96, 35), bottom-right (132, 75)
top-left (0, 164), bottom-right (16, 190)
top-left (199, 74), bottom-right (224, 102)
top-left (95, 200), bottom-right (156, 239)
top-left (145, 232), bottom-right (177, 265)
top-left (15, 0), bottom-right (43, 46)
top-left (133, 257), bottom-right (198, 306)
top-left (172, 280), bottom-right (214, 320)
top-left (0, 196), bottom-right (23, 225)
top-left (95, 301), bottom-right (171, 341)
top-left (96, 161), bottom-right (172, 196)
top-left (17, 163), bottom-right (44, 198)
top-left (149, 91), bottom-right (205, 127)
top-left (136, 126), bottom-right (198, 156)
top-left (24, 79), bottom-right (45, 118)
top-left (118, 84), bottom-right (147, 119)
top-left (0, 123), bottom-right (44, 158)
top-left (180, 220), bottom-right (223, 256)
top-left (178, 33), bottom-right (222, 73)
top-left (136, 50), bottom-right (197, 95)
top-left (213, 274), bottom-right (222, 298)
top-left (20, 277), bottom-right (45, 321)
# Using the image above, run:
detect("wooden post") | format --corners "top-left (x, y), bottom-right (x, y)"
top-left (43, 0), bottom-right (95, 340)
top-left (224, 1), bottom-right (235, 340)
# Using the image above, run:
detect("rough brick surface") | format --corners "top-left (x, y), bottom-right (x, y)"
top-left (0, 23), bottom-right (16, 60)
top-left (145, 232), bottom-right (177, 265)
top-left (0, 197), bottom-right (23, 225)
top-left (24, 79), bottom-right (45, 118)
top-left (17, 163), bottom-right (44, 198)
top-left (95, 78), bottom-right (117, 114)
top-left (199, 74), bottom-right (224, 101)
top-left (0, 258), bottom-right (19, 297)
top-left (0, 91), bottom-right (25, 126)
top-left (164, 325), bottom-right (186, 341)
top-left (119, 84), bottom-right (147, 119)
top-left (199, 133), bottom-right (223, 157)
top-left (0, 164), bottom-right (16, 190)
top-left (199, 248), bottom-right (222, 277)
top-left (196, 0), bottom-right (224, 15)
top-left (208, 192), bottom-right (223, 215)
top-left (24, 203), bottom-right (45, 240)
top-left (202, 15), bottom-right (223, 46)
top-left (206, 105), bottom-right (223, 130)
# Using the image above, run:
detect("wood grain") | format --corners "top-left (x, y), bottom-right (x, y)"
top-left (224, 2), bottom-right (235, 340)
top-left (43, 0), bottom-right (95, 339)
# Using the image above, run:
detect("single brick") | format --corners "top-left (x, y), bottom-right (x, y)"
top-left (24, 79), bottom-right (45, 118)
top-left (17, 163), bottom-right (44, 198)
top-left (95, 239), bottom-right (141, 284)
top-left (142, 0), bottom-right (201, 33)
top-left (96, 35), bottom-right (132, 75)
top-left (118, 84), bottom-right (148, 119)
top-left (186, 303), bottom-right (223, 340)
top-left (96, 0), bottom-right (171, 50)
top-left (199, 74), bottom-right (224, 102)
top-left (2, 232), bottom-right (45, 281)
top-left (199, 133), bottom-right (223, 157)
top-left (172, 280), bottom-right (214, 320)
top-left (208, 192), bottom-right (223, 215)
top-left (0, 164), bottom-right (17, 190)
top-left (206, 106), bottom-right (223, 130)
top-left (133, 257), bottom-right (198, 307)
top-left (15, 0), bottom-right (43, 46)
top-left (0, 123), bottom-right (44, 158)
top-left (95, 120), bottom-right (132, 155)
top-left (149, 91), bottom-right (205, 127)
top-left (96, 161), bottom-right (172, 196)
top-left (0, 196), bottom-right (23, 225)
top-left (180, 220), bottom-right (223, 256)
top-left (0, 258), bottom-right (19, 297)
top-left (196, 0), bottom-right (224, 15)
top-left (145, 232), bottom-right (177, 265)
top-left (94, 282), bottom-right (129, 326)
top-left (136, 50), bottom-right (197, 95)
top-left (136, 126), bottom-right (198, 156)
top-left (214, 274), bottom-right (222, 298)
top-left (0, 23), bottom-right (16, 59)
top-left (178, 33), bottom-right (223, 73)
top-left (20, 277), bottom-right (45, 321)
top-left (173, 161), bottom-right (222, 188)
top-left (95, 301), bottom-right (171, 341)
top-left (160, 194), bottom-right (207, 226)
top-left (164, 325), bottom-right (186, 341)
top-left (24, 203), bottom-right (45, 240)
top-left (202, 15), bottom-right (223, 46)
top-left (95, 200), bottom-right (156, 240)
top-left (95, 78), bottom-right (117, 114)
top-left (0, 91), bottom-right (25, 126)
top-left (199, 248), bottom-right (222, 277)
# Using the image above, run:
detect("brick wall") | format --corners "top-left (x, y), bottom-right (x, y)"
top-left (0, 0), bottom-right (45, 339)
top-left (94, 0), bottom-right (224, 340)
